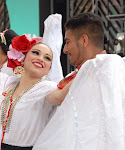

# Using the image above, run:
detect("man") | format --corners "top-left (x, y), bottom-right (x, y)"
top-left (57, 12), bottom-right (106, 89)
top-left (64, 12), bottom-right (104, 65)
top-left (33, 12), bottom-right (125, 150)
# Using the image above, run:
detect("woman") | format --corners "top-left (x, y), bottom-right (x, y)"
top-left (0, 14), bottom-right (70, 150)
top-left (0, 29), bottom-right (19, 76)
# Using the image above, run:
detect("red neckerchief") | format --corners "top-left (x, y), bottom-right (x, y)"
top-left (57, 50), bottom-right (106, 89)
top-left (57, 61), bottom-right (85, 89)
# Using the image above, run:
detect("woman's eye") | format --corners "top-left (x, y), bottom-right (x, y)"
top-left (32, 51), bottom-right (39, 55)
top-left (45, 56), bottom-right (51, 61)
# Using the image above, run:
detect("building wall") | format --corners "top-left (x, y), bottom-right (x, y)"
top-left (6, 0), bottom-right (39, 36)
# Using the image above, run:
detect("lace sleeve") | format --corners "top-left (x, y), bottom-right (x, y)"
top-left (0, 72), bottom-right (9, 94)
top-left (42, 14), bottom-right (64, 83)
top-left (0, 72), bottom-right (19, 95)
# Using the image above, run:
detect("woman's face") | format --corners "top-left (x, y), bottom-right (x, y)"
top-left (22, 43), bottom-right (53, 78)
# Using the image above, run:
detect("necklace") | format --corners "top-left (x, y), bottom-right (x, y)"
top-left (1, 80), bottom-right (40, 133)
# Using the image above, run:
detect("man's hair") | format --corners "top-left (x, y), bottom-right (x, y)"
top-left (65, 12), bottom-right (104, 48)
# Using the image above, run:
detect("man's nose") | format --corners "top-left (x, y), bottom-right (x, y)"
top-left (63, 44), bottom-right (68, 54)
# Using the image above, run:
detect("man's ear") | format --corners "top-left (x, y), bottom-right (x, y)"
top-left (81, 34), bottom-right (89, 47)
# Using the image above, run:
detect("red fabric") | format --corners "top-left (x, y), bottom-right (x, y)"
top-left (7, 58), bottom-right (22, 71)
top-left (57, 64), bottom-right (82, 89)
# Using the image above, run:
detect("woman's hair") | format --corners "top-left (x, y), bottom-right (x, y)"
top-left (0, 29), bottom-right (19, 55)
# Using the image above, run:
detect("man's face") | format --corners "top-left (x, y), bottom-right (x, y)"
top-left (63, 29), bottom-right (85, 66)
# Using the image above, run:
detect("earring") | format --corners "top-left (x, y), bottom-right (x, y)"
top-left (14, 66), bottom-right (25, 77)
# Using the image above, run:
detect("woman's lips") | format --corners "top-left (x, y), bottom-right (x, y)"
top-left (33, 62), bottom-right (44, 68)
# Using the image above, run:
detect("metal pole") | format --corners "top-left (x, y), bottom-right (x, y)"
top-left (66, 0), bottom-right (71, 74)
top-left (123, 0), bottom-right (125, 55)
top-left (50, 0), bottom-right (54, 14)
top-left (107, 0), bottom-right (110, 53)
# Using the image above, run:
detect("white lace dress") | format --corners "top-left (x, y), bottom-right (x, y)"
top-left (0, 73), bottom-right (57, 148)
top-left (0, 61), bottom-right (14, 76)
top-left (33, 54), bottom-right (125, 150)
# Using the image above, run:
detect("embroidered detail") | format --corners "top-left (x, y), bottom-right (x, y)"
top-left (1, 80), bottom-right (40, 133)
top-left (2, 92), bottom-right (7, 96)
top-left (30, 85), bottom-right (45, 94)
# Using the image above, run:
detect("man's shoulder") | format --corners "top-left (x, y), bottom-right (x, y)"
top-left (78, 54), bottom-right (125, 75)
top-left (95, 54), bottom-right (123, 65)
top-left (96, 53), bottom-right (121, 60)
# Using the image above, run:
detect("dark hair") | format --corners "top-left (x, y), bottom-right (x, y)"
top-left (65, 12), bottom-right (104, 48)
top-left (0, 29), bottom-right (19, 55)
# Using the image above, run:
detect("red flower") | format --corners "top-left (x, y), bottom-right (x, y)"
top-left (31, 39), bottom-right (37, 47)
top-left (7, 34), bottom-right (41, 71)
top-left (12, 35), bottom-right (36, 53)
top-left (7, 58), bottom-right (21, 71)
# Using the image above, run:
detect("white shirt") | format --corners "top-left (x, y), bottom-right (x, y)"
top-left (33, 54), bottom-right (125, 150)
top-left (0, 73), bottom-right (57, 147)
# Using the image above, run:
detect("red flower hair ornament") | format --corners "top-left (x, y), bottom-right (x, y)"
top-left (7, 34), bottom-right (42, 71)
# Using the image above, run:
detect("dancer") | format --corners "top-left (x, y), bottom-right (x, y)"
top-left (0, 14), bottom-right (69, 150)
top-left (33, 12), bottom-right (125, 150)
top-left (0, 29), bottom-right (18, 76)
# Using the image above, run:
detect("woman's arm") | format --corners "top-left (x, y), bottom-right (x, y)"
top-left (47, 80), bottom-right (73, 105)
